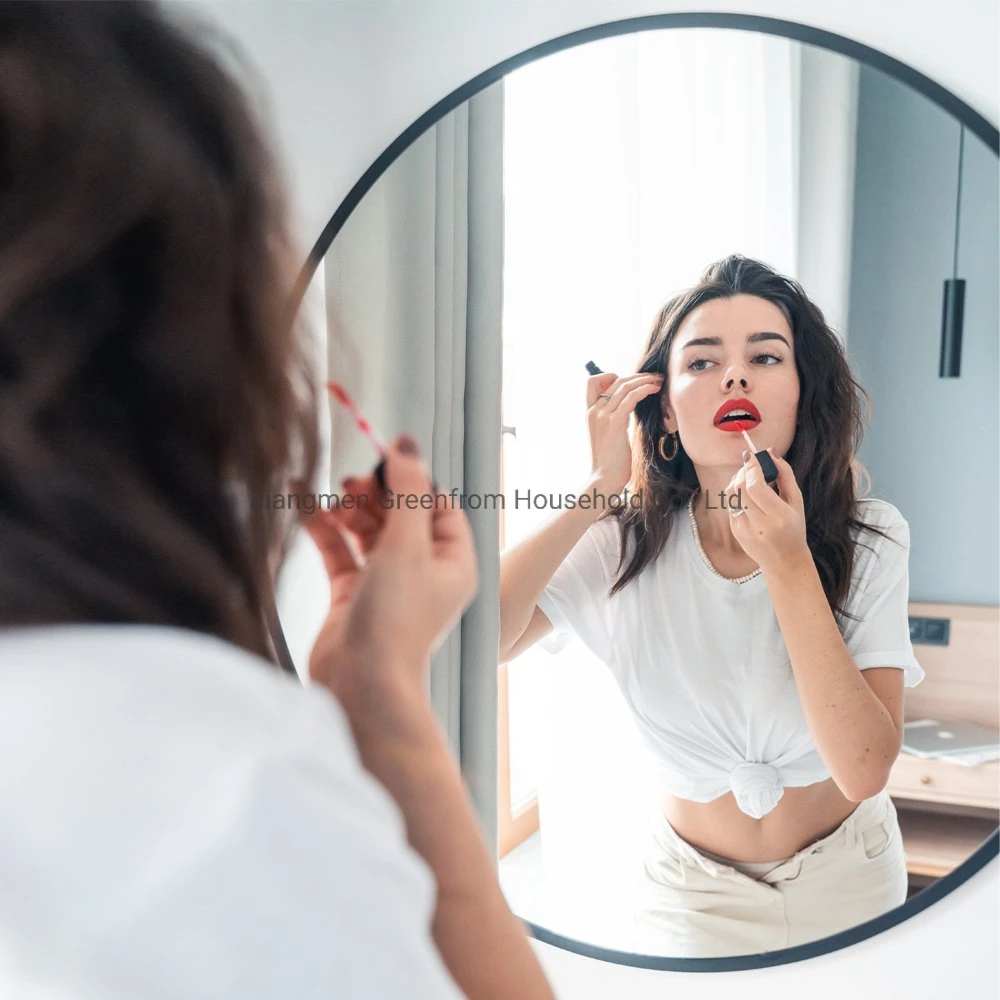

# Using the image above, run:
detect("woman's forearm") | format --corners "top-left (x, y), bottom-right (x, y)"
top-left (498, 475), bottom-right (609, 659)
top-left (765, 553), bottom-right (900, 800)
top-left (499, 501), bottom-right (598, 655)
top-left (337, 667), bottom-right (555, 1000)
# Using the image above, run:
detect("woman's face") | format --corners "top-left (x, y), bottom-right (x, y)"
top-left (662, 294), bottom-right (800, 469)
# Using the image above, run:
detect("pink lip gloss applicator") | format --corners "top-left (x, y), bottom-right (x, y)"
top-left (327, 380), bottom-right (389, 490)
top-left (326, 380), bottom-right (439, 494)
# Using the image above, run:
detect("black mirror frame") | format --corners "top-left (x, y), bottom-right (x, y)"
top-left (282, 11), bottom-right (1000, 973)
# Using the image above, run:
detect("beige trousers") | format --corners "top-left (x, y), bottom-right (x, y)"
top-left (632, 790), bottom-right (908, 958)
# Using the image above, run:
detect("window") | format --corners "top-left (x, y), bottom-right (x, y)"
top-left (498, 28), bottom-right (801, 870)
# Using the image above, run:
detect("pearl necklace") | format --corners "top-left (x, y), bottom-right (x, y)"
top-left (687, 494), bottom-right (762, 584)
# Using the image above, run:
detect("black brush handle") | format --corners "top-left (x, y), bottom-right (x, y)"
top-left (755, 449), bottom-right (779, 486)
top-left (585, 360), bottom-right (603, 375)
top-left (372, 458), bottom-right (439, 495)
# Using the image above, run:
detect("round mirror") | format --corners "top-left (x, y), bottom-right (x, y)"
top-left (285, 14), bottom-right (999, 971)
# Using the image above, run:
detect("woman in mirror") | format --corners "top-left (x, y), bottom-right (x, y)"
top-left (499, 254), bottom-right (925, 957)
top-left (0, 3), bottom-right (555, 998)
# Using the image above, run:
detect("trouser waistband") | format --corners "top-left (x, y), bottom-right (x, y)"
top-left (648, 790), bottom-right (893, 880)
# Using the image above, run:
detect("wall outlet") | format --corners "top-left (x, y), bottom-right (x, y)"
top-left (908, 616), bottom-right (950, 646)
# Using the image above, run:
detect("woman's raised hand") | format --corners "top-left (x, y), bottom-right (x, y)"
top-left (723, 448), bottom-right (809, 575)
top-left (586, 371), bottom-right (664, 494)
top-left (300, 436), bottom-right (478, 703)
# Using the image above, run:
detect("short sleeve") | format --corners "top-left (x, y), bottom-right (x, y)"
top-left (145, 689), bottom-right (470, 1000)
top-left (535, 518), bottom-right (620, 662)
top-left (0, 637), bottom-right (469, 1000)
top-left (842, 505), bottom-right (925, 687)
top-left (231, 695), bottom-right (470, 1000)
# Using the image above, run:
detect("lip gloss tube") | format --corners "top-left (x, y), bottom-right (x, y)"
top-left (740, 427), bottom-right (779, 485)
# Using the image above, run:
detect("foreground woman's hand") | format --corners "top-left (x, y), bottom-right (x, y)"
top-left (301, 435), bottom-right (478, 702)
top-left (299, 437), bottom-right (554, 1000)
top-left (724, 448), bottom-right (810, 575)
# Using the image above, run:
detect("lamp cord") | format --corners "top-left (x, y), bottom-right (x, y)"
top-left (953, 124), bottom-right (965, 280)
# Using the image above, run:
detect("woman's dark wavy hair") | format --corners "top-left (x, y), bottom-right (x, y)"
top-left (606, 254), bottom-right (895, 626)
top-left (0, 2), bottom-right (319, 663)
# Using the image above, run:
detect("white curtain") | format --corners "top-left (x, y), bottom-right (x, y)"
top-left (501, 28), bottom-right (858, 946)
top-left (797, 44), bottom-right (861, 342)
top-left (274, 260), bottom-right (333, 676)
top-left (317, 84), bottom-right (505, 846)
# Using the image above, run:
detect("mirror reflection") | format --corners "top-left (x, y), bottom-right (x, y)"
top-left (318, 28), bottom-right (999, 961)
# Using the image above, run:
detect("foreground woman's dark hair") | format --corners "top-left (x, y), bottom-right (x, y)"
top-left (0, 1), bottom-right (319, 662)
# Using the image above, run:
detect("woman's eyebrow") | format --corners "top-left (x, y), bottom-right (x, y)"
top-left (679, 331), bottom-right (791, 351)
top-left (747, 331), bottom-right (791, 349)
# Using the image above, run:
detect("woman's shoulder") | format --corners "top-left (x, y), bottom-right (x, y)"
top-left (576, 512), bottom-right (627, 558)
top-left (579, 510), bottom-right (687, 585)
top-left (0, 623), bottom-right (362, 766)
top-left (848, 498), bottom-right (911, 589)
top-left (852, 497), bottom-right (909, 543)
top-left (0, 624), bottom-right (453, 998)
top-left (0, 622), bottom-right (413, 852)
top-left (584, 510), bottom-right (664, 565)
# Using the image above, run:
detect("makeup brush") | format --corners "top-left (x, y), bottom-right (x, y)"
top-left (740, 427), bottom-right (779, 485)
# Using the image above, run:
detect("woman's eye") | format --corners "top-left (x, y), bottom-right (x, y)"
top-left (687, 353), bottom-right (782, 372)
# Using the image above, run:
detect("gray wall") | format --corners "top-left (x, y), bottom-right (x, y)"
top-left (847, 65), bottom-right (999, 604)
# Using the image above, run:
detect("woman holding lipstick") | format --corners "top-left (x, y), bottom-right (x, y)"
top-left (499, 254), bottom-right (924, 957)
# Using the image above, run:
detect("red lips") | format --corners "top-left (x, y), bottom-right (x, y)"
top-left (714, 398), bottom-right (761, 431)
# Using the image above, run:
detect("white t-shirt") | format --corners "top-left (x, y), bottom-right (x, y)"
top-left (537, 497), bottom-right (925, 819)
top-left (0, 624), bottom-right (466, 1000)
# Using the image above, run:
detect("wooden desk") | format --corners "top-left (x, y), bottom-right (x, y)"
top-left (895, 806), bottom-right (997, 879)
top-left (888, 754), bottom-right (998, 878)
top-left (889, 602), bottom-right (999, 883)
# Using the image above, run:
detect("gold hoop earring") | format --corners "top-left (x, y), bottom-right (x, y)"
top-left (658, 432), bottom-right (679, 462)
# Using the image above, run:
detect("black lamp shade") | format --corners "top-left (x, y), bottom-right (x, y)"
top-left (939, 278), bottom-right (965, 378)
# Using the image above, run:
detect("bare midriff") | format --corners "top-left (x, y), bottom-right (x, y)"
top-left (662, 777), bottom-right (860, 863)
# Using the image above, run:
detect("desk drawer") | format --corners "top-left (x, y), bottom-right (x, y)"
top-left (888, 754), bottom-right (999, 809)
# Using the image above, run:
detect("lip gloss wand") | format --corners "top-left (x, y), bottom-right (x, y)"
top-left (326, 381), bottom-right (440, 494)
top-left (326, 380), bottom-right (388, 490)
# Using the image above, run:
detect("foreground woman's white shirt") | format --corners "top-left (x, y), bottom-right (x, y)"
top-left (0, 624), bottom-right (465, 999)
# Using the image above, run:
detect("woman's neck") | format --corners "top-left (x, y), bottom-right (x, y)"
top-left (691, 483), bottom-right (747, 556)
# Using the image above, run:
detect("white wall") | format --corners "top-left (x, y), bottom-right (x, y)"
top-left (186, 0), bottom-right (998, 249)
top-left (181, 2), bottom-right (999, 997)
top-left (848, 65), bottom-right (1000, 606)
